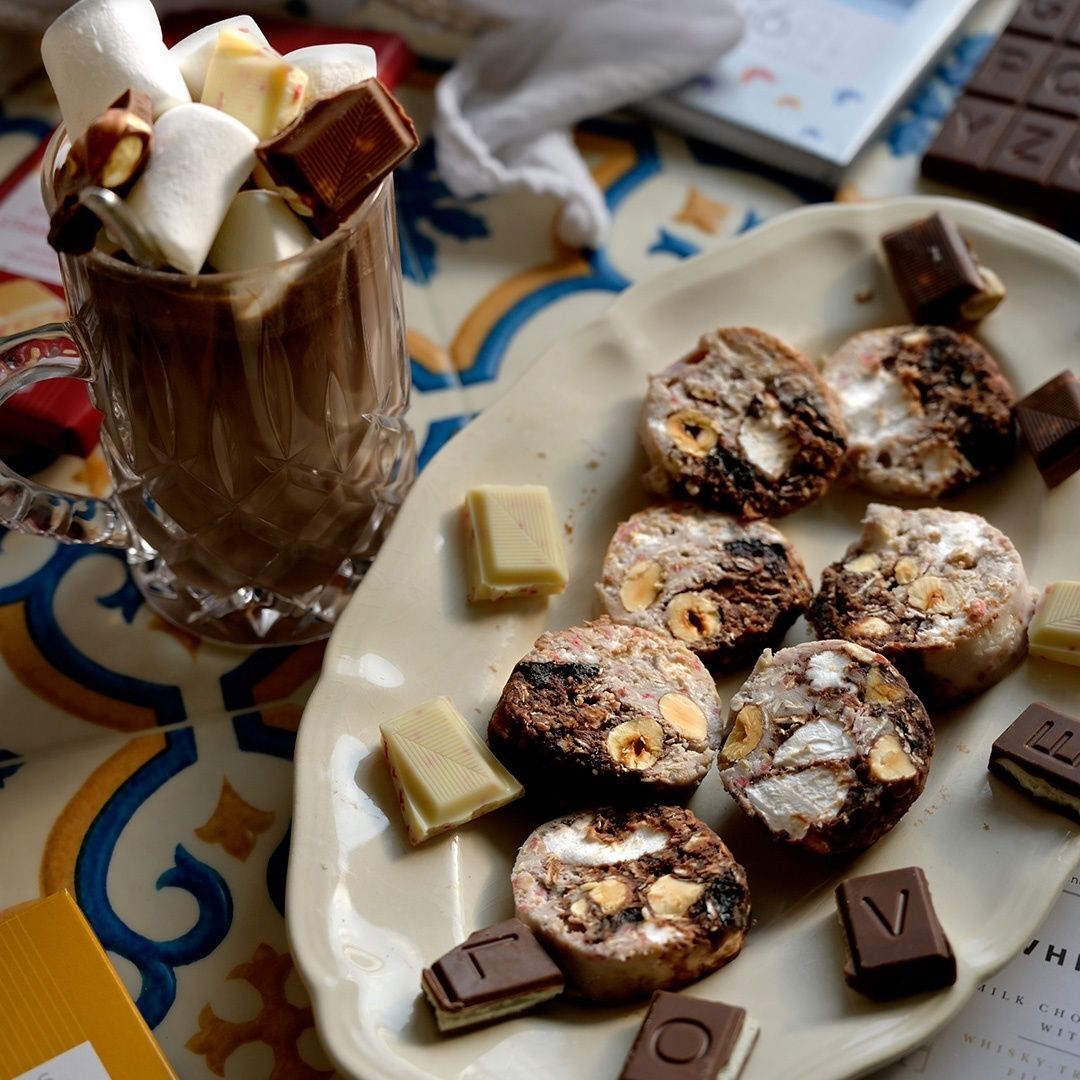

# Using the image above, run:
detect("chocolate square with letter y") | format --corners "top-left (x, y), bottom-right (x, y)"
top-left (835, 867), bottom-right (956, 1000)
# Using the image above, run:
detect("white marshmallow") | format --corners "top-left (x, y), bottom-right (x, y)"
top-left (125, 104), bottom-right (257, 275)
top-left (41, 0), bottom-right (190, 140)
top-left (169, 15), bottom-right (271, 99)
top-left (208, 190), bottom-right (316, 273)
top-left (284, 44), bottom-right (378, 103)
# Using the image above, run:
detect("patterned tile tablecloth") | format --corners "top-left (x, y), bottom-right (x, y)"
top-left (0, 1), bottom-right (1057, 1077)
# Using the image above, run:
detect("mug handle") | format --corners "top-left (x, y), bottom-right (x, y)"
top-left (0, 322), bottom-right (129, 547)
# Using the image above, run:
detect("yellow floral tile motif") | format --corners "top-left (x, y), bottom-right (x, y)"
top-left (674, 186), bottom-right (730, 235)
top-left (194, 778), bottom-right (275, 862)
top-left (72, 450), bottom-right (112, 498)
top-left (186, 943), bottom-right (331, 1080)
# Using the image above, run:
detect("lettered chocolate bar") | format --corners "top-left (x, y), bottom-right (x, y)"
top-left (619, 991), bottom-right (760, 1080)
top-left (835, 867), bottom-right (956, 1000)
top-left (256, 78), bottom-right (417, 236)
top-left (990, 702), bottom-right (1080, 822)
top-left (463, 484), bottom-right (569, 601)
top-left (881, 212), bottom-right (1004, 324)
top-left (421, 918), bottom-right (564, 1032)
top-left (1028, 581), bottom-right (1080, 666)
top-left (380, 696), bottom-right (523, 845)
top-left (921, 0), bottom-right (1080, 219)
top-left (1014, 371), bottom-right (1080, 488)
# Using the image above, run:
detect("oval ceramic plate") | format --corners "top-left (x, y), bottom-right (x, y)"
top-left (288, 196), bottom-right (1080, 1080)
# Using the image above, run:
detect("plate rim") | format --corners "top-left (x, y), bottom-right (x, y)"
top-left (287, 194), bottom-right (1080, 1080)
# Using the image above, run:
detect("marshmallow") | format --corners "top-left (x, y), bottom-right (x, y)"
top-left (169, 15), bottom-right (271, 99)
top-left (284, 44), bottom-right (378, 103)
top-left (125, 104), bottom-right (257, 275)
top-left (41, 0), bottom-right (190, 140)
top-left (201, 29), bottom-right (307, 140)
top-left (208, 190), bottom-right (316, 273)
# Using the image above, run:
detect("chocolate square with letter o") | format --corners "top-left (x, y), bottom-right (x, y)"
top-left (619, 991), bottom-right (759, 1080)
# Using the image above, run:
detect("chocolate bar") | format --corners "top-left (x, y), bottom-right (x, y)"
top-left (255, 78), bottom-right (417, 236)
top-left (619, 991), bottom-right (760, 1080)
top-left (50, 89), bottom-right (154, 254)
top-left (1014, 370), bottom-right (1080, 488)
top-left (921, 0), bottom-right (1080, 218)
top-left (881, 212), bottom-right (1004, 324)
top-left (1028, 581), bottom-right (1080, 666)
top-left (990, 702), bottom-right (1080, 822)
top-left (463, 484), bottom-right (569, 602)
top-left (835, 867), bottom-right (956, 1000)
top-left (421, 918), bottom-right (564, 1033)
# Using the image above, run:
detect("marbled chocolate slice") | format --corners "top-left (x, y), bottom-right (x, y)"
top-left (380, 696), bottom-right (522, 845)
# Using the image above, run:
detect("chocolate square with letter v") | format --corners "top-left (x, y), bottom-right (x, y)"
top-left (835, 867), bottom-right (956, 1000)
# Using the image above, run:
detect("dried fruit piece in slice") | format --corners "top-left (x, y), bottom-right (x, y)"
top-left (809, 504), bottom-right (1036, 706)
top-left (639, 327), bottom-right (847, 519)
top-left (489, 618), bottom-right (721, 805)
top-left (512, 805), bottom-right (750, 1002)
top-left (597, 503), bottom-right (812, 668)
top-left (718, 640), bottom-right (933, 854)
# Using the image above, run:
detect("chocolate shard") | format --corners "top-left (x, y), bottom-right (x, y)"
top-left (881, 212), bottom-right (995, 324)
top-left (619, 991), bottom-right (759, 1080)
top-left (49, 89), bottom-right (154, 255)
top-left (256, 78), bottom-right (418, 237)
top-left (1014, 370), bottom-right (1080, 487)
top-left (835, 867), bottom-right (956, 1000)
top-left (420, 918), bottom-right (564, 1033)
top-left (989, 702), bottom-right (1080, 822)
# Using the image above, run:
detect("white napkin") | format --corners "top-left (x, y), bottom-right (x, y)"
top-left (434, 0), bottom-right (744, 248)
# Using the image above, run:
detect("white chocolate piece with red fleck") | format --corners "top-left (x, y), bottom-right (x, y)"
top-left (169, 15), bottom-right (271, 99)
top-left (464, 485), bottom-right (568, 601)
top-left (201, 28), bottom-right (308, 140)
top-left (1028, 581), bottom-right (1080, 667)
top-left (381, 696), bottom-right (523, 845)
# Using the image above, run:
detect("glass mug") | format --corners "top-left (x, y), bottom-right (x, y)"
top-left (0, 128), bottom-right (416, 647)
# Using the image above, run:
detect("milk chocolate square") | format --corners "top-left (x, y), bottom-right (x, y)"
top-left (990, 702), bottom-right (1080, 822)
top-left (256, 78), bottom-right (417, 236)
top-left (380, 696), bottom-right (522, 845)
top-left (1015, 371), bottom-right (1080, 487)
top-left (619, 992), bottom-right (759, 1080)
top-left (463, 484), bottom-right (568, 602)
top-left (835, 867), bottom-right (956, 1000)
top-left (421, 919), bottom-right (564, 1033)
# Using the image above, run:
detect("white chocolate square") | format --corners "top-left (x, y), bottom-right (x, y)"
top-left (1028, 580), bottom-right (1080, 667)
top-left (201, 28), bottom-right (307, 140)
top-left (380, 697), bottom-right (523, 845)
top-left (463, 485), bottom-right (568, 601)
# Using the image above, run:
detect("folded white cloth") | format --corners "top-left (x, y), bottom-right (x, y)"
top-left (434, 0), bottom-right (744, 248)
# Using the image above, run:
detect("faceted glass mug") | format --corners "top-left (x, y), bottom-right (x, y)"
top-left (0, 127), bottom-right (416, 647)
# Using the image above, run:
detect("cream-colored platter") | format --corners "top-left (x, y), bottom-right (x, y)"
top-left (288, 197), bottom-right (1080, 1080)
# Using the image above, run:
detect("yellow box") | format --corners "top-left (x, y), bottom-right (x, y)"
top-left (0, 892), bottom-right (176, 1079)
